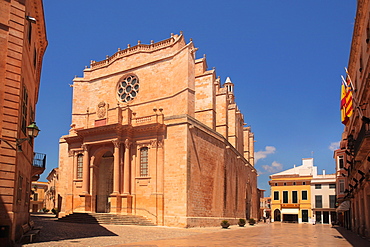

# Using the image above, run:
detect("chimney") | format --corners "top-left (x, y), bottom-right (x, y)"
top-left (323, 169), bottom-right (326, 177)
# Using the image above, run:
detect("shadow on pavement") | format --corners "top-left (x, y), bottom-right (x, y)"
top-left (28, 214), bottom-right (118, 244)
top-left (333, 226), bottom-right (370, 246)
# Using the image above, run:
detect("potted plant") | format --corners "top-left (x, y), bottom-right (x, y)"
top-left (248, 218), bottom-right (256, 225)
top-left (221, 220), bottom-right (230, 229)
top-left (238, 218), bottom-right (246, 227)
top-left (51, 208), bottom-right (59, 217)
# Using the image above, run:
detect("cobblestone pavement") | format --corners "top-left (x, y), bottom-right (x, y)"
top-left (20, 214), bottom-right (370, 247)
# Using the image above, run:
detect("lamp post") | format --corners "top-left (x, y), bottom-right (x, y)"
top-left (0, 122), bottom-right (40, 151)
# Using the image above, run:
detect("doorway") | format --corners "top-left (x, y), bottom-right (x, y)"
top-left (323, 211), bottom-right (329, 224)
top-left (302, 210), bottom-right (309, 222)
top-left (96, 152), bottom-right (114, 213)
top-left (274, 209), bottom-right (281, 222)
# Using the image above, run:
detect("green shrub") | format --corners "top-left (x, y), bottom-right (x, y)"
top-left (221, 220), bottom-right (230, 228)
top-left (248, 218), bottom-right (256, 225)
top-left (238, 218), bottom-right (246, 226)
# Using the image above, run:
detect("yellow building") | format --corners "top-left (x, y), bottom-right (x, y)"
top-left (269, 158), bottom-right (316, 223)
top-left (30, 181), bottom-right (48, 213)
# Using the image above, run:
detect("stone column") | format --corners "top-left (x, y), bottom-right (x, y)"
top-left (123, 139), bottom-right (131, 194)
top-left (82, 144), bottom-right (90, 194)
top-left (112, 139), bottom-right (121, 194)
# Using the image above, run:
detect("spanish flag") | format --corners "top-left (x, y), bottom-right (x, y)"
top-left (340, 78), bottom-right (353, 125)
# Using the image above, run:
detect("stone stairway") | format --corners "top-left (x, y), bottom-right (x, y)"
top-left (58, 213), bottom-right (156, 226)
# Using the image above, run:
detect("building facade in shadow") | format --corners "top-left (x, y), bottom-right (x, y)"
top-left (0, 0), bottom-right (47, 245)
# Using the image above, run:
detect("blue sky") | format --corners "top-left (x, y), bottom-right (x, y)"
top-left (35, 1), bottom-right (357, 196)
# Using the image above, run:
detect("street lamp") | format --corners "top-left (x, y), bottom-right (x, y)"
top-left (0, 122), bottom-right (40, 151)
top-left (26, 122), bottom-right (40, 138)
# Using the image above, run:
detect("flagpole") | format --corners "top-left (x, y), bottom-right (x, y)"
top-left (342, 69), bottom-right (363, 119)
top-left (345, 67), bottom-right (356, 91)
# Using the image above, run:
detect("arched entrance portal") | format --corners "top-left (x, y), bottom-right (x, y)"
top-left (274, 209), bottom-right (281, 222)
top-left (96, 151), bottom-right (114, 213)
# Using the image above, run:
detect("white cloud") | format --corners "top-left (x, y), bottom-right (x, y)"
top-left (329, 141), bottom-right (340, 151)
top-left (255, 146), bottom-right (276, 163)
top-left (262, 161), bottom-right (283, 173)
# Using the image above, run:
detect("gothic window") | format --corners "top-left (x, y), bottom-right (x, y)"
top-left (77, 154), bottom-right (83, 179)
top-left (117, 75), bottom-right (139, 103)
top-left (140, 147), bottom-right (148, 177)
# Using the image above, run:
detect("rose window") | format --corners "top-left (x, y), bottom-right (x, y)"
top-left (117, 75), bottom-right (139, 103)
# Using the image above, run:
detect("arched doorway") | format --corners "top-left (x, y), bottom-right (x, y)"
top-left (96, 151), bottom-right (114, 213)
top-left (274, 209), bottom-right (281, 222)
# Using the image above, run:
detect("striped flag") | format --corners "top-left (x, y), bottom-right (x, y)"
top-left (340, 76), bottom-right (353, 125)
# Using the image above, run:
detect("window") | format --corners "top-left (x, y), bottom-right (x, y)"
top-left (283, 191), bottom-right (288, 203)
top-left (77, 154), bottom-right (83, 179)
top-left (338, 155), bottom-right (344, 169)
top-left (33, 193), bottom-right (38, 201)
top-left (292, 191), bottom-right (298, 203)
top-left (329, 195), bottom-right (336, 208)
top-left (17, 174), bottom-right (23, 202)
top-left (339, 180), bottom-right (345, 194)
top-left (273, 191), bottom-right (279, 200)
top-left (21, 85), bottom-right (28, 135)
top-left (25, 180), bottom-right (30, 205)
top-left (140, 147), bottom-right (149, 177)
top-left (117, 75), bottom-right (140, 103)
top-left (33, 48), bottom-right (37, 68)
top-left (315, 184), bottom-right (321, 189)
top-left (283, 182), bottom-right (287, 186)
top-left (303, 182), bottom-right (306, 185)
top-left (315, 195), bottom-right (322, 208)
top-left (28, 21), bottom-right (32, 43)
top-left (329, 184), bottom-right (336, 189)
top-left (274, 183), bottom-right (277, 186)
top-left (302, 190), bottom-right (308, 200)
top-left (293, 182), bottom-right (296, 185)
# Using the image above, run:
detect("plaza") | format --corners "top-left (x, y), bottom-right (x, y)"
top-left (20, 214), bottom-right (370, 247)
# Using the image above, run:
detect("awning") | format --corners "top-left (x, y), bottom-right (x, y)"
top-left (281, 208), bottom-right (299, 214)
top-left (336, 201), bottom-right (350, 212)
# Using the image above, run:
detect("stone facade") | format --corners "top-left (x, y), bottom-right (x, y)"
top-left (30, 181), bottom-right (47, 213)
top-left (58, 33), bottom-right (258, 227)
top-left (0, 0), bottom-right (47, 245)
top-left (335, 0), bottom-right (370, 239)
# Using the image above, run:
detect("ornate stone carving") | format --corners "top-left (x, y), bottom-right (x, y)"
top-left (112, 139), bottom-right (121, 148)
top-left (150, 139), bottom-right (163, 148)
top-left (82, 144), bottom-right (89, 152)
top-left (124, 139), bottom-right (132, 149)
top-left (97, 101), bottom-right (107, 119)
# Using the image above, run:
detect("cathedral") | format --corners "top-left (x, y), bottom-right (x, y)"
top-left (58, 33), bottom-right (258, 227)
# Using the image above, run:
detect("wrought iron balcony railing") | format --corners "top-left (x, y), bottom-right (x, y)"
top-left (33, 152), bottom-right (46, 169)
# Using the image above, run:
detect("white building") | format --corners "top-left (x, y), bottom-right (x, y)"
top-left (310, 172), bottom-right (337, 224)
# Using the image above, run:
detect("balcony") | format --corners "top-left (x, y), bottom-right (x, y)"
top-left (354, 122), bottom-right (370, 161)
top-left (32, 152), bottom-right (46, 181)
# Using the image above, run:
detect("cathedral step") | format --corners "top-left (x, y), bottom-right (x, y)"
top-left (58, 213), bottom-right (155, 226)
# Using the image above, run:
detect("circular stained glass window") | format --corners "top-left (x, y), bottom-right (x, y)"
top-left (117, 75), bottom-right (139, 103)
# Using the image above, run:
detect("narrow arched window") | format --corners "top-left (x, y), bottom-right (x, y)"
top-left (140, 147), bottom-right (148, 177)
top-left (77, 154), bottom-right (83, 179)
